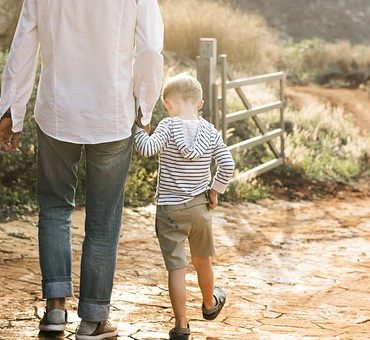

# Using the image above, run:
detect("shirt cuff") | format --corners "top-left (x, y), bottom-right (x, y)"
top-left (0, 104), bottom-right (25, 133)
top-left (140, 111), bottom-right (152, 126)
top-left (211, 180), bottom-right (227, 194)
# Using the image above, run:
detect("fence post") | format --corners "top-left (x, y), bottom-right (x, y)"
top-left (196, 38), bottom-right (217, 123)
top-left (219, 54), bottom-right (228, 142)
top-left (279, 76), bottom-right (285, 164)
top-left (212, 83), bottom-right (219, 130)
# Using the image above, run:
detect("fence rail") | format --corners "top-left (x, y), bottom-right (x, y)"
top-left (226, 71), bottom-right (285, 89)
top-left (228, 128), bottom-right (284, 154)
top-left (196, 38), bottom-right (286, 181)
top-left (225, 101), bottom-right (284, 125)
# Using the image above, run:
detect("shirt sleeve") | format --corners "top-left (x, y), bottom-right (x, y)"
top-left (0, 0), bottom-right (39, 133)
top-left (211, 129), bottom-right (235, 194)
top-left (134, 119), bottom-right (170, 157)
top-left (133, 0), bottom-right (164, 127)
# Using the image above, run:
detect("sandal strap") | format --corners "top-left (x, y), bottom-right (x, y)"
top-left (170, 325), bottom-right (190, 336)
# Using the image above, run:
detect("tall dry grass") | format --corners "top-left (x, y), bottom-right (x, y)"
top-left (160, 0), bottom-right (282, 73)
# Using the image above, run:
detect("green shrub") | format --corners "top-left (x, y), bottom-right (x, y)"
top-left (223, 178), bottom-right (271, 203)
top-left (284, 103), bottom-right (370, 181)
top-left (285, 39), bottom-right (370, 85)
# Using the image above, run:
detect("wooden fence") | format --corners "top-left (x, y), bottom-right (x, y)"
top-left (196, 38), bottom-right (286, 181)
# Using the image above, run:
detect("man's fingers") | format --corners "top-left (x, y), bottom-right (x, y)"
top-left (136, 107), bottom-right (152, 133)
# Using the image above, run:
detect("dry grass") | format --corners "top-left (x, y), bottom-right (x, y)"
top-left (325, 41), bottom-right (370, 73)
top-left (159, 0), bottom-right (282, 73)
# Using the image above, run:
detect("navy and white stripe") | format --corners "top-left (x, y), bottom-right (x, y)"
top-left (134, 117), bottom-right (235, 205)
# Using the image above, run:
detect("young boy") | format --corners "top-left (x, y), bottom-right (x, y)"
top-left (134, 74), bottom-right (235, 340)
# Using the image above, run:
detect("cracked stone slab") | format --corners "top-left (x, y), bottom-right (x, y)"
top-left (1, 195), bottom-right (370, 338)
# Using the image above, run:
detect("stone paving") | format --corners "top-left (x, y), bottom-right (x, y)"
top-left (1, 192), bottom-right (370, 339)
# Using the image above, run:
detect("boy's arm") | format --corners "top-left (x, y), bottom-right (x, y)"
top-left (133, 0), bottom-right (164, 127)
top-left (134, 120), bottom-right (170, 157)
top-left (211, 130), bottom-right (235, 194)
top-left (0, 0), bottom-right (39, 133)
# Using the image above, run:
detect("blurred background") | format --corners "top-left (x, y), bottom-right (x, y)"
top-left (1, 0), bottom-right (370, 219)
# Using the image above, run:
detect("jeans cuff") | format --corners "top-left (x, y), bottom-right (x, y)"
top-left (42, 279), bottom-right (73, 299)
top-left (78, 298), bottom-right (111, 322)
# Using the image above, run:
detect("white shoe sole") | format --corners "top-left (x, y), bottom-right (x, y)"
top-left (39, 323), bottom-right (66, 332)
top-left (75, 330), bottom-right (118, 339)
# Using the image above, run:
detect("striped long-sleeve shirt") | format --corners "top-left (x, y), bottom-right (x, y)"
top-left (134, 116), bottom-right (235, 205)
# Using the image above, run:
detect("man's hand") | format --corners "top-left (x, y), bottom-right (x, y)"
top-left (135, 106), bottom-right (151, 133)
top-left (207, 189), bottom-right (219, 210)
top-left (0, 116), bottom-right (21, 152)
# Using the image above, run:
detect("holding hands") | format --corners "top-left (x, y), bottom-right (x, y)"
top-left (135, 107), bottom-right (151, 134)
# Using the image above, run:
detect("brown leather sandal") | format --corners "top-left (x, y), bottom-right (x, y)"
top-left (202, 286), bottom-right (226, 320)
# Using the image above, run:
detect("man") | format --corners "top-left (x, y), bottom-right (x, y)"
top-left (0, 0), bottom-right (163, 338)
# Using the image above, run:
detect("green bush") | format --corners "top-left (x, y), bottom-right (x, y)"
top-left (223, 178), bottom-right (271, 203)
top-left (284, 103), bottom-right (370, 182)
top-left (285, 39), bottom-right (370, 85)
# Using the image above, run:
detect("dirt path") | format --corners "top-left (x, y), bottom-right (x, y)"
top-left (1, 190), bottom-right (370, 339)
top-left (286, 86), bottom-right (370, 133)
top-left (1, 87), bottom-right (370, 339)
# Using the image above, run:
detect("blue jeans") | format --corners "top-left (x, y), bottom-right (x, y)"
top-left (36, 125), bottom-right (133, 321)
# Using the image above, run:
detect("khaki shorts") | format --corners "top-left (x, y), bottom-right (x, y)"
top-left (155, 192), bottom-right (216, 271)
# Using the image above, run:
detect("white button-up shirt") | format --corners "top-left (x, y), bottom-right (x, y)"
top-left (0, 0), bottom-right (164, 144)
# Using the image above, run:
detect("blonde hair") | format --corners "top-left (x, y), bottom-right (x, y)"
top-left (162, 74), bottom-right (203, 102)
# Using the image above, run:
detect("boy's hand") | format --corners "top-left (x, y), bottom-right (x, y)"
top-left (135, 107), bottom-right (151, 133)
top-left (0, 116), bottom-right (20, 152)
top-left (207, 189), bottom-right (218, 210)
